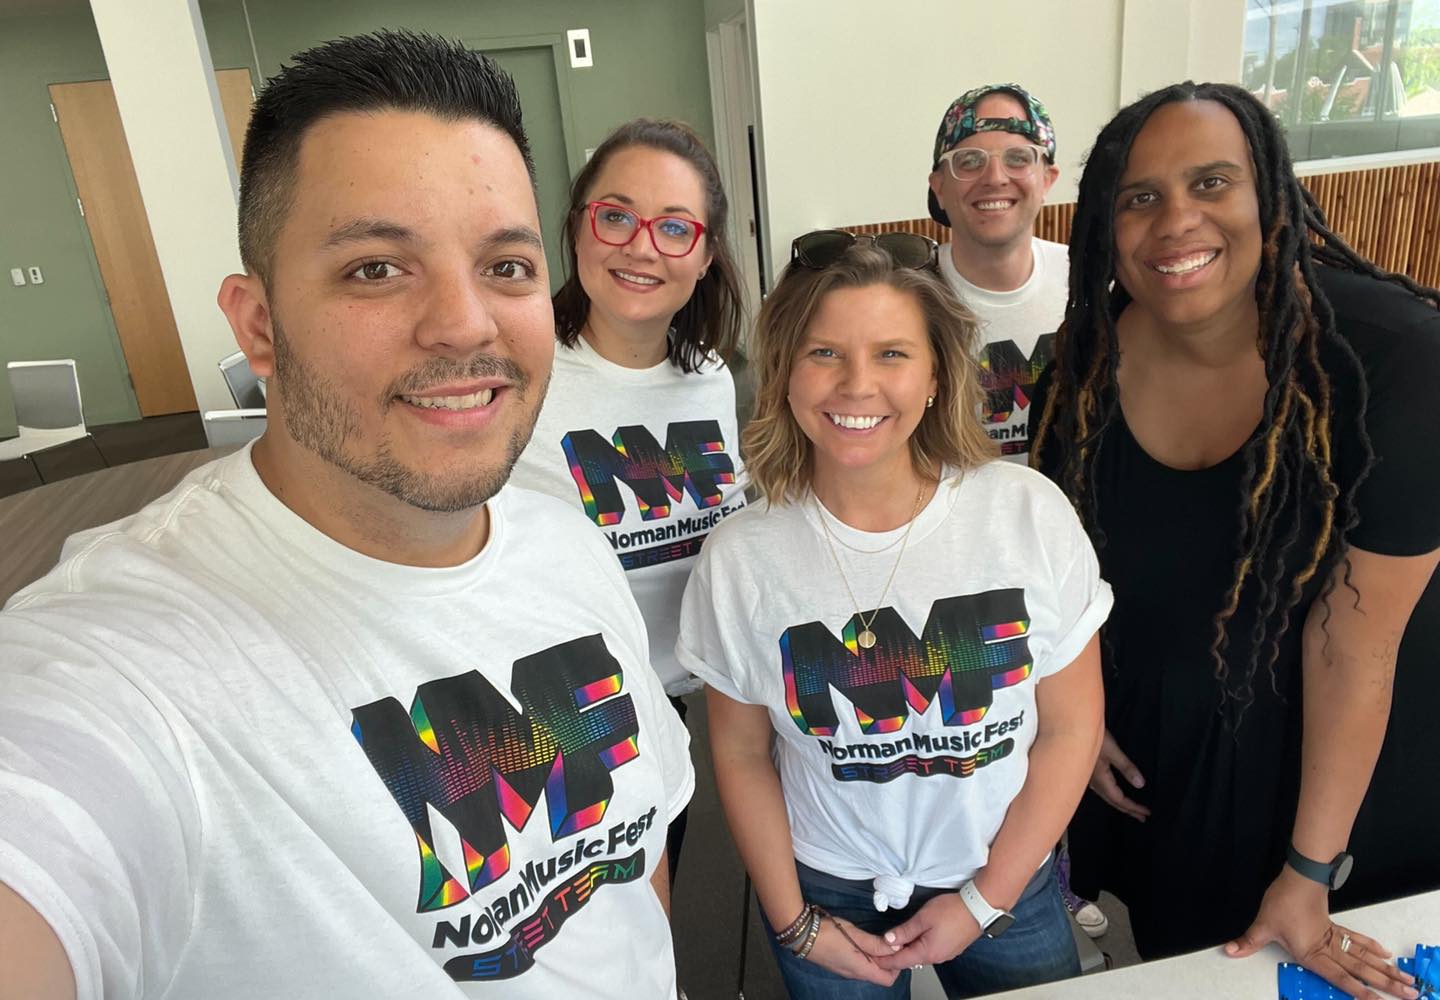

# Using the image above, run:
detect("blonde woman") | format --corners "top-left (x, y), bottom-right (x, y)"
top-left (677, 235), bottom-right (1110, 998)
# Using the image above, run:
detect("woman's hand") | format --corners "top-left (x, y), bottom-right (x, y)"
top-left (873, 893), bottom-right (982, 972)
top-left (1225, 868), bottom-right (1418, 1000)
top-left (801, 915), bottom-right (900, 986)
top-left (1089, 729), bottom-right (1150, 821)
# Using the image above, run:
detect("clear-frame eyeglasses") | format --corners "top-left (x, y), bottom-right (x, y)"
top-left (936, 144), bottom-right (1045, 180)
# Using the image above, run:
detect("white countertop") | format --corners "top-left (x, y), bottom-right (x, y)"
top-left (985, 890), bottom-right (1439, 999)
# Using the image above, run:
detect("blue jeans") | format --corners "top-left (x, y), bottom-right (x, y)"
top-left (763, 858), bottom-right (1080, 999)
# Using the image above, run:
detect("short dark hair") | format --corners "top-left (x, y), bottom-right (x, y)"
top-left (238, 30), bottom-right (533, 284)
top-left (551, 118), bottom-right (744, 371)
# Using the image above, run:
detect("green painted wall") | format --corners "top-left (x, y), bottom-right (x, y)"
top-left (0, 10), bottom-right (135, 438)
top-left (0, 0), bottom-right (713, 439)
top-left (201, 0), bottom-right (268, 88)
top-left (0, 7), bottom-right (255, 439)
top-left (705, 0), bottom-right (747, 28)
top-left (226, 0), bottom-right (716, 155)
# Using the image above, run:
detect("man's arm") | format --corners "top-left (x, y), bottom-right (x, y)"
top-left (0, 879), bottom-right (75, 1000)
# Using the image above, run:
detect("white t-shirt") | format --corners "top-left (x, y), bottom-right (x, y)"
top-left (510, 337), bottom-right (747, 695)
top-left (0, 446), bottom-right (693, 1000)
top-left (677, 461), bottom-right (1110, 908)
top-left (939, 237), bottom-right (1069, 462)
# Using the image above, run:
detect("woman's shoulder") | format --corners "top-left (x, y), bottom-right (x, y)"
top-left (686, 349), bottom-right (739, 386)
top-left (701, 494), bottom-right (802, 556)
top-left (1316, 268), bottom-right (1440, 435)
top-left (557, 338), bottom-right (738, 387)
top-left (1317, 269), bottom-right (1440, 552)
top-left (1317, 267), bottom-right (1440, 363)
top-left (956, 459), bottom-right (1072, 509)
top-left (944, 461), bottom-right (1086, 547)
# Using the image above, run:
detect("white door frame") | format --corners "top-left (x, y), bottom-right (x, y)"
top-left (706, 13), bottom-right (763, 325)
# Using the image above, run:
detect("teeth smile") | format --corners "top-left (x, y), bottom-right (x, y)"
top-left (976, 200), bottom-right (1015, 211)
top-left (1153, 251), bottom-right (1218, 275)
top-left (400, 388), bottom-right (495, 410)
top-left (829, 414), bottom-right (883, 430)
top-left (614, 270), bottom-right (661, 285)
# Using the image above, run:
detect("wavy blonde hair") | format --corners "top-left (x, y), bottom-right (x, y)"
top-left (743, 244), bottom-right (997, 504)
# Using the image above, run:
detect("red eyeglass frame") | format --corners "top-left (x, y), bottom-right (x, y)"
top-left (586, 200), bottom-right (707, 257)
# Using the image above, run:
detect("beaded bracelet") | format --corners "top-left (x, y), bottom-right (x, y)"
top-left (794, 906), bottom-right (824, 961)
top-left (773, 903), bottom-right (815, 948)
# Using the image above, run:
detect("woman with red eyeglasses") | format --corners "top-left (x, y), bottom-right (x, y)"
top-left (510, 118), bottom-right (748, 887)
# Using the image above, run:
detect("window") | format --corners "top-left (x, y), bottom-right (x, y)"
top-left (1243, 0), bottom-right (1440, 160)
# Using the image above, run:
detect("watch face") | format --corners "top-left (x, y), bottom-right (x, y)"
top-left (985, 912), bottom-right (1016, 938)
top-left (1330, 853), bottom-right (1355, 891)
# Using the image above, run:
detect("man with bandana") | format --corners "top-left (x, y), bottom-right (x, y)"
top-left (926, 84), bottom-right (1065, 465)
top-left (927, 84), bottom-right (1109, 940)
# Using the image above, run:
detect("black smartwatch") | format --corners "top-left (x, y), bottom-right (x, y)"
top-left (1286, 843), bottom-right (1354, 890)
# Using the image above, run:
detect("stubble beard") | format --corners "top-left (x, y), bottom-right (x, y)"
top-left (271, 321), bottom-right (548, 513)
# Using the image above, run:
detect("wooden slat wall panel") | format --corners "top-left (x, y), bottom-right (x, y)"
top-left (844, 218), bottom-right (951, 244)
top-left (843, 162), bottom-right (1440, 287)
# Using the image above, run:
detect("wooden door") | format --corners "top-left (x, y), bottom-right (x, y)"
top-left (50, 68), bottom-right (254, 416)
top-left (214, 67), bottom-right (254, 167)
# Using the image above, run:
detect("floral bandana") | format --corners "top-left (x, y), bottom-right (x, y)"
top-left (931, 83), bottom-right (1056, 167)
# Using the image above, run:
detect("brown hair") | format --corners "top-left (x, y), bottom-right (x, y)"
top-left (551, 118), bottom-right (743, 371)
top-left (743, 243), bottom-right (997, 504)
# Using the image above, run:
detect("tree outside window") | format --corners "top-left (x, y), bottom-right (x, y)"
top-left (1243, 0), bottom-right (1440, 159)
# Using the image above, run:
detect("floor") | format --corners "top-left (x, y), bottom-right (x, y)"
top-left (10, 408), bottom-right (1147, 998)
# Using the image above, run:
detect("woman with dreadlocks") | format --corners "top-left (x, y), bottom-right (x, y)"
top-left (1030, 82), bottom-right (1440, 1000)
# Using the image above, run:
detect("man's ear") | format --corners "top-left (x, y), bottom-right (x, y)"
top-left (928, 168), bottom-right (946, 200)
top-left (217, 273), bottom-right (276, 377)
top-left (1041, 162), bottom-right (1060, 198)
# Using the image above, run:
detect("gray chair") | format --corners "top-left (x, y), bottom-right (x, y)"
top-left (219, 351), bottom-right (266, 409)
top-left (202, 409), bottom-right (267, 448)
top-left (0, 360), bottom-right (93, 461)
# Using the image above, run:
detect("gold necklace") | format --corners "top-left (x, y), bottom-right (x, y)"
top-left (814, 483), bottom-right (927, 650)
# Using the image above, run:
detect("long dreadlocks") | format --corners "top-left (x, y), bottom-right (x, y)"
top-left (1031, 81), bottom-right (1440, 709)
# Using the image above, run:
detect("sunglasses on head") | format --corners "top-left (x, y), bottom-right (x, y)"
top-left (790, 230), bottom-right (939, 272)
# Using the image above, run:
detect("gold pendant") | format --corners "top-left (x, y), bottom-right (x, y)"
top-left (858, 630), bottom-right (877, 649)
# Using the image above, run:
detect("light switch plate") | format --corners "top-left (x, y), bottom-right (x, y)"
top-left (566, 29), bottom-right (593, 68)
top-left (27, 266), bottom-right (43, 285)
top-left (9, 268), bottom-right (24, 287)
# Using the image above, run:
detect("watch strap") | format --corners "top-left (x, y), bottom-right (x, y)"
top-left (1286, 844), bottom-right (1352, 890)
top-left (958, 880), bottom-right (1012, 936)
